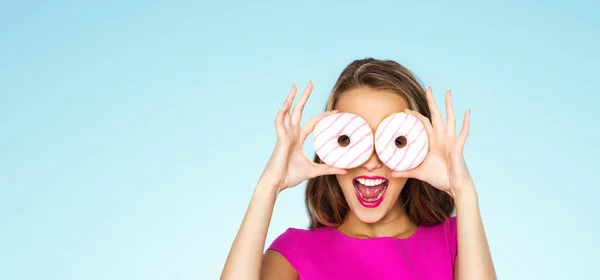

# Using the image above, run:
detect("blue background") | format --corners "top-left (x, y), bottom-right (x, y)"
top-left (1, 0), bottom-right (598, 279)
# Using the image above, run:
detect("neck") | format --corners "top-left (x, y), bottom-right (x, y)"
top-left (337, 201), bottom-right (418, 239)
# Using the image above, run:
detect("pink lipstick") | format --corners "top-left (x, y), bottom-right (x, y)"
top-left (353, 175), bottom-right (388, 208)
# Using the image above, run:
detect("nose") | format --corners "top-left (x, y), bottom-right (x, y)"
top-left (361, 149), bottom-right (383, 172)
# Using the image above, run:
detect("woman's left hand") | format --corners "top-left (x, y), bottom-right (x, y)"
top-left (391, 87), bottom-right (474, 198)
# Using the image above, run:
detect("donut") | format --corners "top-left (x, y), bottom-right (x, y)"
top-left (374, 112), bottom-right (429, 171)
top-left (313, 112), bottom-right (374, 169)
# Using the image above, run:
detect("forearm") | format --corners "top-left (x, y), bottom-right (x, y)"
top-left (221, 182), bottom-right (278, 280)
top-left (454, 185), bottom-right (497, 280)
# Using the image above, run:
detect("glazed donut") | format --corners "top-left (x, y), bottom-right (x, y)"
top-left (374, 112), bottom-right (429, 171)
top-left (313, 112), bottom-right (374, 169)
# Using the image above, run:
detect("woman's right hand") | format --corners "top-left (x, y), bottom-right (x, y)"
top-left (258, 81), bottom-right (347, 194)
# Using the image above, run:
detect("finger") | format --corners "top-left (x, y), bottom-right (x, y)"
top-left (457, 109), bottom-right (471, 148)
top-left (425, 87), bottom-right (444, 132)
top-left (285, 84), bottom-right (298, 104)
top-left (309, 164), bottom-right (347, 178)
top-left (445, 90), bottom-right (456, 137)
top-left (275, 99), bottom-right (291, 137)
top-left (283, 85), bottom-right (297, 129)
top-left (404, 109), bottom-right (434, 142)
top-left (291, 81), bottom-right (313, 125)
top-left (390, 169), bottom-right (419, 179)
top-left (300, 110), bottom-right (339, 142)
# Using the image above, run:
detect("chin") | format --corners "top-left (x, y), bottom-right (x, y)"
top-left (351, 203), bottom-right (391, 224)
top-left (338, 175), bottom-right (406, 224)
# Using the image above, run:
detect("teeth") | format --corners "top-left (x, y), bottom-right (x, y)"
top-left (356, 178), bottom-right (387, 186)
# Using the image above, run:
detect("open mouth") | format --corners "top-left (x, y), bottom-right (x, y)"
top-left (353, 176), bottom-right (389, 208)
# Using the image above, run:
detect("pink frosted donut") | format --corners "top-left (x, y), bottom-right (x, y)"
top-left (374, 112), bottom-right (429, 171)
top-left (313, 112), bottom-right (374, 169)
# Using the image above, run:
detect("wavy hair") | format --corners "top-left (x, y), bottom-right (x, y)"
top-left (305, 58), bottom-right (454, 229)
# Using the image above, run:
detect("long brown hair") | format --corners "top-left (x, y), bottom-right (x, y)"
top-left (305, 58), bottom-right (454, 229)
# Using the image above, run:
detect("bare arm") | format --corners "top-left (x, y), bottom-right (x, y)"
top-left (454, 186), bottom-right (497, 280)
top-left (220, 183), bottom-right (279, 280)
top-left (220, 82), bottom-right (345, 280)
top-left (220, 183), bottom-right (299, 280)
top-left (391, 88), bottom-right (497, 280)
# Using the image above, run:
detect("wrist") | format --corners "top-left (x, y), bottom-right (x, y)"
top-left (255, 180), bottom-right (280, 200)
top-left (449, 182), bottom-right (477, 200)
top-left (451, 183), bottom-right (479, 210)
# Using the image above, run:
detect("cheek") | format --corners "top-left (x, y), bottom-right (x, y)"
top-left (334, 174), bottom-right (363, 203)
top-left (386, 178), bottom-right (409, 197)
top-left (335, 174), bottom-right (355, 191)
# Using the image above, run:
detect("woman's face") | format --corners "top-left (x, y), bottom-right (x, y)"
top-left (334, 87), bottom-right (410, 224)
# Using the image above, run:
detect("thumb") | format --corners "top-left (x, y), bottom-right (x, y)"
top-left (308, 164), bottom-right (347, 178)
top-left (391, 169), bottom-right (419, 179)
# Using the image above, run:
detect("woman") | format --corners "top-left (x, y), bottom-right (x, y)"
top-left (221, 58), bottom-right (497, 279)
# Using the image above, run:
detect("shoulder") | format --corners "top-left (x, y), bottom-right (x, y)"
top-left (438, 216), bottom-right (457, 245)
top-left (440, 216), bottom-right (458, 265)
top-left (441, 215), bottom-right (457, 238)
top-left (419, 216), bottom-right (457, 251)
top-left (263, 227), bottom-right (338, 279)
top-left (268, 227), bottom-right (333, 253)
top-left (422, 215), bottom-right (456, 237)
top-left (268, 228), bottom-right (300, 260)
top-left (266, 227), bottom-right (334, 269)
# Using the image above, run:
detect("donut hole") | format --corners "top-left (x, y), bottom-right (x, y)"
top-left (395, 136), bottom-right (407, 148)
top-left (337, 135), bottom-right (351, 147)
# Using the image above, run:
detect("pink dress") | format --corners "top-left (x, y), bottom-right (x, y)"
top-left (268, 216), bottom-right (457, 279)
